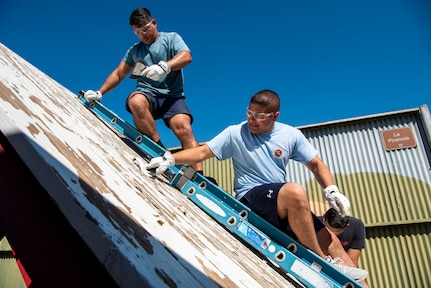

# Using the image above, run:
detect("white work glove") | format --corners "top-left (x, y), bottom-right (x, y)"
top-left (146, 151), bottom-right (175, 175)
top-left (130, 61), bottom-right (147, 79)
top-left (84, 90), bottom-right (102, 102)
top-left (141, 61), bottom-right (171, 81)
top-left (323, 185), bottom-right (351, 217)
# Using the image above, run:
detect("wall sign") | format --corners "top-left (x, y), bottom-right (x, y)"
top-left (381, 127), bottom-right (417, 151)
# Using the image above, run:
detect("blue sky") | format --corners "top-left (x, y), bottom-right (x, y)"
top-left (2, 0), bottom-right (430, 148)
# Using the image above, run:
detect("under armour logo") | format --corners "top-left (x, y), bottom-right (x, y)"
top-left (266, 189), bottom-right (274, 199)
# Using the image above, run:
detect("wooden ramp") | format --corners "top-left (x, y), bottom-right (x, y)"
top-left (0, 43), bottom-right (295, 288)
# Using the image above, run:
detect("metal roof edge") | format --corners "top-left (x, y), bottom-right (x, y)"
top-left (295, 105), bottom-right (428, 130)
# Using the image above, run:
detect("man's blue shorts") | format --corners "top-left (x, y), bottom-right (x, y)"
top-left (126, 91), bottom-right (193, 128)
top-left (240, 183), bottom-right (325, 239)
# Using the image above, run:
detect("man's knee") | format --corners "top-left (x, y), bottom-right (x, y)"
top-left (169, 115), bottom-right (192, 132)
top-left (279, 183), bottom-right (308, 204)
top-left (127, 92), bottom-right (150, 111)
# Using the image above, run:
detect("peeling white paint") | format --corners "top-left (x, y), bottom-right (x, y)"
top-left (0, 43), bottom-right (294, 288)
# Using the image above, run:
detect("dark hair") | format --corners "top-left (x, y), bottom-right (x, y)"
top-left (325, 208), bottom-right (349, 229)
top-left (250, 89), bottom-right (280, 112)
top-left (130, 8), bottom-right (153, 26)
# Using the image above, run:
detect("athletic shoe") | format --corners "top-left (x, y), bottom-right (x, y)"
top-left (326, 256), bottom-right (368, 281)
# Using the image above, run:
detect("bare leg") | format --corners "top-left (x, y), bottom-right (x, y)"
top-left (317, 228), bottom-right (356, 266)
top-left (277, 183), bottom-right (326, 258)
top-left (317, 228), bottom-right (369, 282)
top-left (167, 114), bottom-right (203, 172)
top-left (127, 93), bottom-right (162, 143)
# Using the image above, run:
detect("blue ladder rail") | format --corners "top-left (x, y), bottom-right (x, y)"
top-left (76, 91), bottom-right (363, 288)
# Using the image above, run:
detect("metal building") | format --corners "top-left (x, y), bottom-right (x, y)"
top-left (0, 237), bottom-right (27, 288)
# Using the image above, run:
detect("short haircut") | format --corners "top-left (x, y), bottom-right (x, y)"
top-left (250, 89), bottom-right (280, 112)
top-left (325, 208), bottom-right (349, 229)
top-left (130, 8), bottom-right (153, 26)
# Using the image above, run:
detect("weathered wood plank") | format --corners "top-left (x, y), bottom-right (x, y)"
top-left (0, 43), bottom-right (295, 288)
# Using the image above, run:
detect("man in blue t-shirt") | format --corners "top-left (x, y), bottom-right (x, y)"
top-left (320, 208), bottom-right (366, 267)
top-left (83, 7), bottom-right (202, 173)
top-left (146, 89), bottom-right (368, 282)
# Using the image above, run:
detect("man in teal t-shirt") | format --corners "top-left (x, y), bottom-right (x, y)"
top-left (83, 7), bottom-right (203, 173)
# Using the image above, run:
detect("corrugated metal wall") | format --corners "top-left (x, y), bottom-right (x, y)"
top-left (203, 157), bottom-right (234, 194)
top-left (364, 224), bottom-right (431, 287)
top-left (0, 237), bottom-right (26, 288)
top-left (199, 105), bottom-right (431, 287)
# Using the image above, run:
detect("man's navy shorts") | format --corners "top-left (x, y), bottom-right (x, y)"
top-left (240, 183), bottom-right (325, 239)
top-left (126, 91), bottom-right (193, 127)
